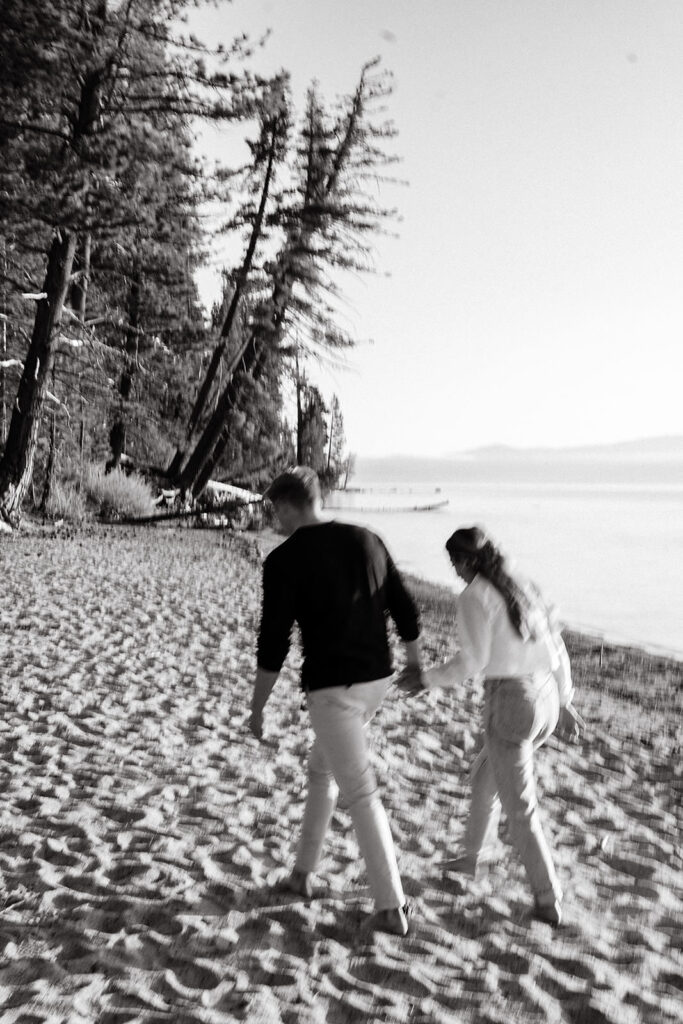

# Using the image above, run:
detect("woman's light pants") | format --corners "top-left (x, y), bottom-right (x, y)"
top-left (464, 672), bottom-right (562, 906)
top-left (294, 677), bottom-right (405, 912)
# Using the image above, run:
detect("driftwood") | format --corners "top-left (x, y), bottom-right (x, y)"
top-left (101, 500), bottom-right (263, 528)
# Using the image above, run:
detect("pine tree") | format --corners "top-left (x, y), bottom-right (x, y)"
top-left (324, 393), bottom-right (346, 486)
top-left (0, 0), bottom-right (255, 525)
top-left (168, 75), bottom-right (292, 479)
top-left (174, 59), bottom-right (398, 496)
top-left (299, 384), bottom-right (328, 475)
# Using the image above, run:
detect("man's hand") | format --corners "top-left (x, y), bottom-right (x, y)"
top-left (248, 667), bottom-right (279, 741)
top-left (395, 666), bottom-right (426, 698)
top-left (248, 706), bottom-right (264, 740)
top-left (557, 703), bottom-right (585, 742)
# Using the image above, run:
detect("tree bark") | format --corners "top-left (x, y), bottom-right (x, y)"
top-left (295, 346), bottom-right (303, 465)
top-left (40, 408), bottom-right (57, 513)
top-left (0, 231), bottom-right (77, 524)
top-left (70, 232), bottom-right (92, 321)
top-left (1, 311), bottom-right (6, 450)
top-left (191, 426), bottom-right (229, 498)
top-left (108, 253), bottom-right (141, 472)
top-left (1, 238), bottom-right (7, 449)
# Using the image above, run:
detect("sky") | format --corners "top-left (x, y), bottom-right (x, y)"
top-left (187, 0), bottom-right (683, 458)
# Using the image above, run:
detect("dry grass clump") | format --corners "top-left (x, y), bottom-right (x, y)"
top-left (406, 573), bottom-right (458, 628)
top-left (81, 462), bottom-right (156, 518)
top-left (44, 478), bottom-right (87, 523)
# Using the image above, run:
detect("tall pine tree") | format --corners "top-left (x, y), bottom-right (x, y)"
top-left (0, 0), bottom-right (255, 524)
top-left (174, 59), bottom-right (398, 496)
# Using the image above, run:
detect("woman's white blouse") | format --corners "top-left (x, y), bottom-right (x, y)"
top-left (425, 574), bottom-right (557, 689)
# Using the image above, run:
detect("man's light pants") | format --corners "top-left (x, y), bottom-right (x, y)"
top-left (295, 677), bottom-right (405, 912)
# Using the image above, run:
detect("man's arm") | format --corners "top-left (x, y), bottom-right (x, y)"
top-left (403, 637), bottom-right (422, 669)
top-left (384, 549), bottom-right (421, 649)
top-left (251, 552), bottom-right (295, 739)
top-left (384, 553), bottom-right (424, 689)
top-left (396, 587), bottom-right (490, 696)
top-left (424, 588), bottom-right (491, 689)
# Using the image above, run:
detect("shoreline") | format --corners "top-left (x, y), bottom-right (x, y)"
top-left (322, 482), bottom-right (683, 661)
top-left (407, 569), bottom-right (683, 665)
top-left (261, 523), bottom-right (683, 667)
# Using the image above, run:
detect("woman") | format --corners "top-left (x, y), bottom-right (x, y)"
top-left (398, 526), bottom-right (583, 926)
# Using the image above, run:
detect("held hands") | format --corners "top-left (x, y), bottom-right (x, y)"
top-left (557, 703), bottom-right (585, 743)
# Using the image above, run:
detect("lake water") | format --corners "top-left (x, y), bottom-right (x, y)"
top-left (325, 457), bottom-right (683, 659)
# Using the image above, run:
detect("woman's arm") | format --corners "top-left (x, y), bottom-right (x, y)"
top-left (397, 585), bottom-right (493, 696)
top-left (423, 587), bottom-right (492, 690)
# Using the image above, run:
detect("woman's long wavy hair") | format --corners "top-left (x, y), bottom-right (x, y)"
top-left (446, 526), bottom-right (546, 641)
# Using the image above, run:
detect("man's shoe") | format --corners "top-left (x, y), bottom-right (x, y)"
top-left (532, 898), bottom-right (562, 927)
top-left (367, 904), bottom-right (410, 937)
top-left (271, 869), bottom-right (313, 899)
top-left (288, 869), bottom-right (313, 898)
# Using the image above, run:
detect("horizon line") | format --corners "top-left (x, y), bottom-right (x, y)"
top-left (354, 433), bottom-right (683, 461)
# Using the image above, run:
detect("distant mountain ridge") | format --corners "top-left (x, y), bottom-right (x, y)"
top-left (354, 436), bottom-right (683, 485)
top-left (461, 436), bottom-right (683, 459)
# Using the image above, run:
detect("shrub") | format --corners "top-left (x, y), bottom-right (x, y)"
top-left (82, 462), bottom-right (156, 518)
top-left (406, 573), bottom-right (458, 630)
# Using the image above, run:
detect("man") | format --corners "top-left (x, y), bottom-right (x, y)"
top-left (249, 466), bottom-right (422, 936)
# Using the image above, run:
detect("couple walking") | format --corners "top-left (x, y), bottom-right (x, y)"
top-left (249, 467), bottom-right (583, 935)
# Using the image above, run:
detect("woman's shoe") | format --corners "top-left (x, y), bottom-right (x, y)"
top-left (440, 850), bottom-right (499, 879)
top-left (440, 854), bottom-right (478, 877)
top-left (532, 898), bottom-right (562, 927)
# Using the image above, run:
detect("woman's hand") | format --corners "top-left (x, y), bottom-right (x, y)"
top-left (395, 666), bottom-right (426, 698)
top-left (557, 703), bottom-right (585, 742)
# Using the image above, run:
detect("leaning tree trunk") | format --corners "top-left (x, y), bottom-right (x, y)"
top-left (1, 237), bottom-right (8, 449)
top-left (167, 124), bottom-right (280, 481)
top-left (295, 346), bottom-right (304, 465)
top-left (41, 232), bottom-right (92, 512)
top-left (172, 68), bottom-right (370, 498)
top-left (173, 254), bottom-right (294, 495)
top-left (108, 253), bottom-right (141, 472)
top-left (0, 232), bottom-right (77, 525)
top-left (176, 333), bottom-right (267, 496)
top-left (70, 231), bottom-right (91, 322)
top-left (189, 344), bottom-right (271, 498)
top-left (40, 405), bottom-right (57, 513)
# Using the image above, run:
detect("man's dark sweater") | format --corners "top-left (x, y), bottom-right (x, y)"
top-left (257, 521), bottom-right (420, 691)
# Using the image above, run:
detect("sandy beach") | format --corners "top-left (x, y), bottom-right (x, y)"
top-left (0, 526), bottom-right (681, 1023)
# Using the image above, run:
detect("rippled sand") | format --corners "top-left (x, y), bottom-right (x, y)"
top-left (0, 527), bottom-right (681, 1023)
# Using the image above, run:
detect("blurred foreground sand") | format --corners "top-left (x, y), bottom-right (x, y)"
top-left (0, 527), bottom-right (681, 1023)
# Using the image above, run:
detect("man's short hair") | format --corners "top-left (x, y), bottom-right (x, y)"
top-left (265, 466), bottom-right (321, 507)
